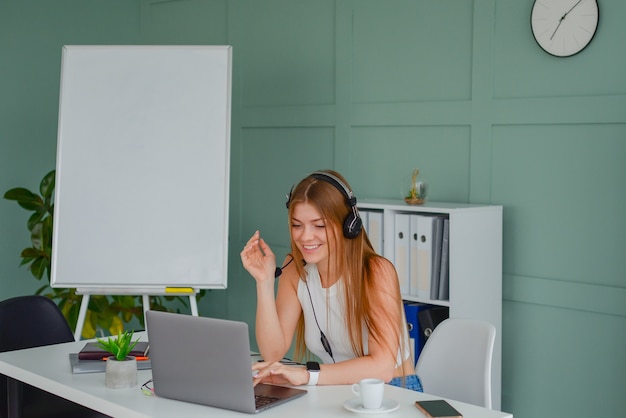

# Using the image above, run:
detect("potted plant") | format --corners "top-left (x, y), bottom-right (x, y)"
top-left (97, 330), bottom-right (140, 388)
top-left (404, 168), bottom-right (428, 205)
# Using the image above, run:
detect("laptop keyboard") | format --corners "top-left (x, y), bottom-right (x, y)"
top-left (255, 394), bottom-right (281, 409)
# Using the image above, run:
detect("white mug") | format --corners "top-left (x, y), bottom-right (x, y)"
top-left (351, 378), bottom-right (384, 409)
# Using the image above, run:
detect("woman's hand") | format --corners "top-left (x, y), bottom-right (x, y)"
top-left (240, 230), bottom-right (276, 285)
top-left (251, 361), bottom-right (309, 387)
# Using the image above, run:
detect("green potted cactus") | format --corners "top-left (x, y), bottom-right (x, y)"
top-left (97, 330), bottom-right (140, 388)
top-left (96, 329), bottom-right (140, 361)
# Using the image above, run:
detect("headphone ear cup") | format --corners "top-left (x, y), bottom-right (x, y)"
top-left (343, 212), bottom-right (362, 239)
top-left (285, 185), bottom-right (294, 209)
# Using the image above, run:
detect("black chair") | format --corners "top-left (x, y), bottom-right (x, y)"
top-left (0, 295), bottom-right (109, 418)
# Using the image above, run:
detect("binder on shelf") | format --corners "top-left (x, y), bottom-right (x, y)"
top-left (438, 218), bottom-right (450, 300)
top-left (403, 301), bottom-right (430, 365)
top-left (361, 210), bottom-right (368, 232)
top-left (429, 216), bottom-right (445, 300)
top-left (366, 210), bottom-right (384, 256)
top-left (415, 215), bottom-right (433, 299)
top-left (403, 301), bottom-right (417, 364)
top-left (418, 306), bottom-right (449, 342)
top-left (394, 213), bottom-right (410, 295)
top-left (409, 215), bottom-right (420, 297)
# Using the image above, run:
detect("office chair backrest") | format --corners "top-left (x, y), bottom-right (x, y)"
top-left (415, 317), bottom-right (496, 409)
top-left (0, 295), bottom-right (110, 418)
top-left (0, 295), bottom-right (74, 352)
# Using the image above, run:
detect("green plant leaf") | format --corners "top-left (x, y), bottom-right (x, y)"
top-left (108, 315), bottom-right (124, 336)
top-left (119, 295), bottom-right (136, 308)
top-left (3, 188), bottom-right (44, 211)
top-left (66, 304), bottom-right (80, 333)
top-left (27, 212), bottom-right (45, 232)
top-left (97, 330), bottom-right (140, 361)
top-left (20, 247), bottom-right (41, 258)
top-left (40, 170), bottom-right (55, 199)
top-left (30, 257), bottom-right (47, 280)
top-left (41, 216), bottom-right (53, 250)
top-left (19, 255), bottom-right (34, 266)
top-left (122, 310), bottom-right (133, 323)
top-left (29, 222), bottom-right (44, 248)
top-left (96, 311), bottom-right (114, 331)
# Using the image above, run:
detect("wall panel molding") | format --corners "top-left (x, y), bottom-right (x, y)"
top-left (351, 101), bottom-right (472, 126)
top-left (240, 105), bottom-right (336, 127)
top-left (504, 274), bottom-right (626, 317)
top-left (492, 95), bottom-right (626, 125)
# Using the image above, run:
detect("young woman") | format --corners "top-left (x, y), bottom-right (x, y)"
top-left (240, 170), bottom-right (422, 391)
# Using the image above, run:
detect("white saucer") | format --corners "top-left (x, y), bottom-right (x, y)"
top-left (343, 398), bottom-right (400, 414)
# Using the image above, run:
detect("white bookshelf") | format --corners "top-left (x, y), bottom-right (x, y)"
top-left (358, 198), bottom-right (502, 410)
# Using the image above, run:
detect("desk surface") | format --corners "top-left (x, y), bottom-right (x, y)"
top-left (0, 335), bottom-right (512, 418)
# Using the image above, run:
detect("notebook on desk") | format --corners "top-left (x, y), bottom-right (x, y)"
top-left (146, 310), bottom-right (307, 414)
top-left (69, 353), bottom-right (151, 374)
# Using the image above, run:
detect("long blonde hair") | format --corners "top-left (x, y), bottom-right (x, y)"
top-left (287, 170), bottom-right (403, 364)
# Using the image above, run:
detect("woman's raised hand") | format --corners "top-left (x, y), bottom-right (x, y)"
top-left (240, 230), bottom-right (276, 284)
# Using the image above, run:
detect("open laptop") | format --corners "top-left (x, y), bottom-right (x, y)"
top-left (146, 310), bottom-right (307, 414)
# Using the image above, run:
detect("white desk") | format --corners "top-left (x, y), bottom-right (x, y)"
top-left (0, 337), bottom-right (513, 418)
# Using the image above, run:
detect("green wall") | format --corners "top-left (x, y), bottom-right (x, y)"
top-left (1, 1), bottom-right (624, 417)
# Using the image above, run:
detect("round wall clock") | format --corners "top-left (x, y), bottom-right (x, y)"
top-left (531, 0), bottom-right (599, 57)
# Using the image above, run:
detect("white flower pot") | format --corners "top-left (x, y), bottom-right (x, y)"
top-left (105, 357), bottom-right (137, 389)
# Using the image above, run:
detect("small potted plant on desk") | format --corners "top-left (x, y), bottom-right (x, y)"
top-left (97, 330), bottom-right (140, 389)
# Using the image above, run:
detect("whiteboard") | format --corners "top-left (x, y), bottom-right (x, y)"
top-left (51, 45), bottom-right (231, 290)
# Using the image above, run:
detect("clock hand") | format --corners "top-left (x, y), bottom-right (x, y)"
top-left (565, 0), bottom-right (585, 15)
top-left (550, 0), bottom-right (584, 40)
top-left (550, 17), bottom-right (564, 40)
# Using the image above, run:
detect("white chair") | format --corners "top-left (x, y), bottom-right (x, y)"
top-left (415, 317), bottom-right (496, 409)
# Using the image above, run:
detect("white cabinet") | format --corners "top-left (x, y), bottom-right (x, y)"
top-left (358, 199), bottom-right (502, 410)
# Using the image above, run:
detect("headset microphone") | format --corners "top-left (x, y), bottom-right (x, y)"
top-left (274, 257), bottom-right (292, 278)
top-left (274, 267), bottom-right (283, 279)
top-left (274, 257), bottom-right (305, 278)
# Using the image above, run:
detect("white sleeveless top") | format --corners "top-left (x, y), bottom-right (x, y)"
top-left (297, 263), bottom-right (410, 365)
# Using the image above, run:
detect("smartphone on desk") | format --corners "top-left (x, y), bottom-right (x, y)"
top-left (414, 400), bottom-right (462, 418)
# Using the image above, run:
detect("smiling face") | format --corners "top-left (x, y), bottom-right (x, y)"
top-left (290, 201), bottom-right (338, 267)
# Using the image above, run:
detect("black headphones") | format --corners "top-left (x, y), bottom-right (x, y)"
top-left (286, 171), bottom-right (362, 239)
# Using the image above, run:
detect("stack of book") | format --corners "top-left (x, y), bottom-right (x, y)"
top-left (69, 341), bottom-right (151, 374)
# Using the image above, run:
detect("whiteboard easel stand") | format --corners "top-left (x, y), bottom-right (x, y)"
top-left (73, 288), bottom-right (199, 341)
